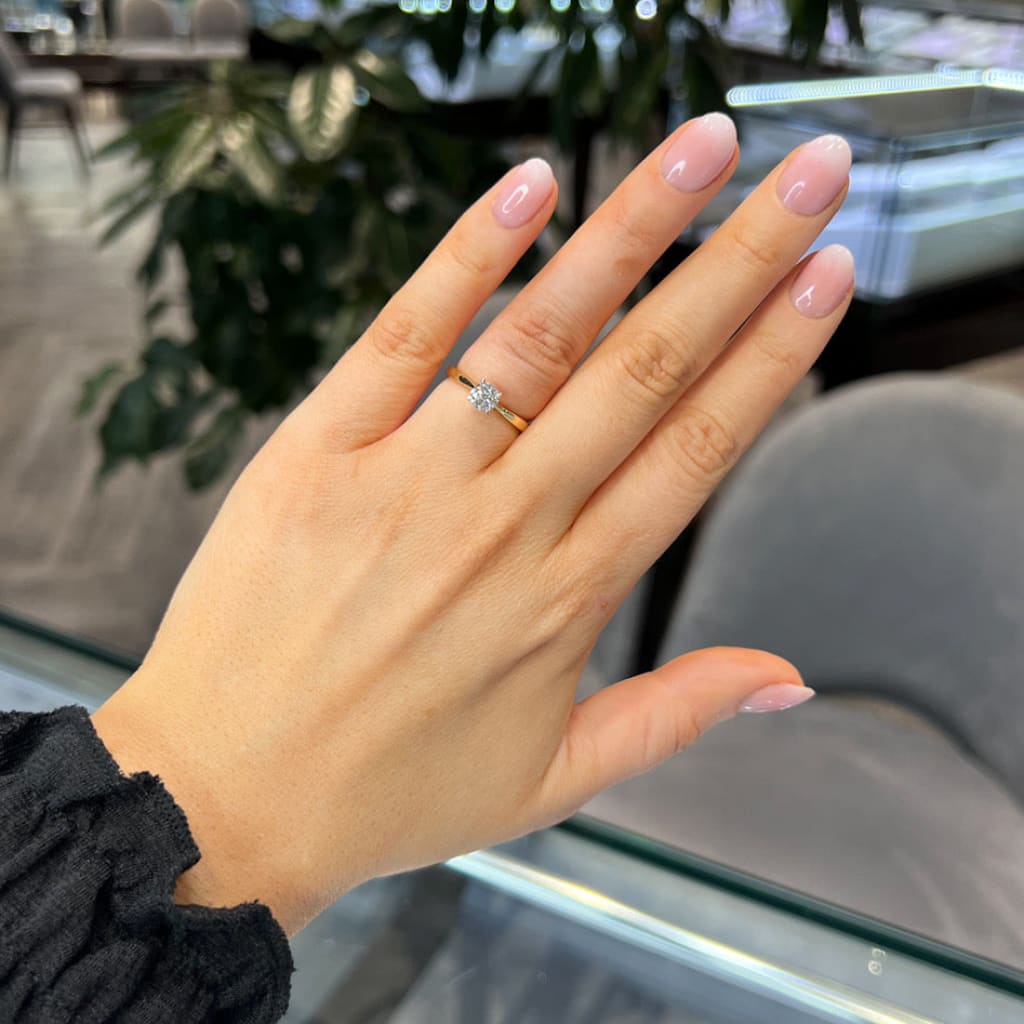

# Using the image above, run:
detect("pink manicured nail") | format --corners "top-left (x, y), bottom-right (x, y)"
top-left (776, 135), bottom-right (851, 215)
top-left (739, 684), bottom-right (816, 714)
top-left (493, 157), bottom-right (555, 228)
top-left (791, 245), bottom-right (855, 318)
top-left (661, 112), bottom-right (737, 193)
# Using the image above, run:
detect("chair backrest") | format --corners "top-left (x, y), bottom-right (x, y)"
top-left (191, 0), bottom-right (248, 40)
top-left (115, 0), bottom-right (175, 38)
top-left (660, 376), bottom-right (1024, 800)
top-left (0, 31), bottom-right (25, 103)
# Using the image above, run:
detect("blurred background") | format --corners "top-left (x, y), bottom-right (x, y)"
top-left (3, 1), bottom-right (1024, 1019)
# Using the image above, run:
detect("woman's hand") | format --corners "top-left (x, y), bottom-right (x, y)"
top-left (91, 114), bottom-right (853, 936)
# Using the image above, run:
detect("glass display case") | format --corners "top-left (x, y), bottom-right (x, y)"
top-left (717, 0), bottom-right (1024, 72)
top-left (3, 609), bottom-right (1024, 1022)
top-left (686, 70), bottom-right (1024, 302)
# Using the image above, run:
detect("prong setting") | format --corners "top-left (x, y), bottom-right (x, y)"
top-left (467, 379), bottom-right (502, 414)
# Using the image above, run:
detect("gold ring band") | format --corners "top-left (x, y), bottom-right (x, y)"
top-left (446, 366), bottom-right (529, 432)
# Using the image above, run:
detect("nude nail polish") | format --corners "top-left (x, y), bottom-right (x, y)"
top-left (776, 135), bottom-right (852, 216)
top-left (739, 684), bottom-right (816, 714)
top-left (493, 157), bottom-right (555, 229)
top-left (791, 245), bottom-right (855, 318)
top-left (661, 112), bottom-right (737, 193)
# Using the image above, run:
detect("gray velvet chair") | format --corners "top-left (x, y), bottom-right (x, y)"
top-left (665, 374), bottom-right (1024, 795)
top-left (585, 376), bottom-right (1024, 965)
top-left (0, 31), bottom-right (89, 180)
top-left (114, 0), bottom-right (175, 38)
top-left (191, 0), bottom-right (248, 42)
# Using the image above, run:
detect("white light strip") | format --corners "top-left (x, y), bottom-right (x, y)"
top-left (447, 848), bottom-right (942, 1024)
top-left (984, 68), bottom-right (1024, 92)
top-left (726, 70), bottom-right (985, 107)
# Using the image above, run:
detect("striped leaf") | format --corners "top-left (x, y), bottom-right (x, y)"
top-left (288, 62), bottom-right (358, 163)
top-left (219, 113), bottom-right (283, 204)
top-left (159, 114), bottom-right (219, 195)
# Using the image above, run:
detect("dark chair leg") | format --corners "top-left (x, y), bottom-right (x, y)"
top-left (62, 101), bottom-right (90, 179)
top-left (3, 104), bottom-right (20, 181)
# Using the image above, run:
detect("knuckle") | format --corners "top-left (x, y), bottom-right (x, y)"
top-left (750, 326), bottom-right (805, 377)
top-left (443, 482), bottom-right (531, 582)
top-left (607, 192), bottom-right (663, 256)
top-left (366, 306), bottom-right (439, 368)
top-left (497, 300), bottom-right (582, 384)
top-left (727, 222), bottom-right (783, 277)
top-left (640, 679), bottom-right (703, 768)
top-left (539, 582), bottom-right (590, 644)
top-left (537, 557), bottom-right (609, 640)
top-left (618, 323), bottom-right (698, 405)
top-left (444, 234), bottom-right (495, 279)
top-left (237, 440), bottom-right (331, 535)
top-left (662, 405), bottom-right (739, 484)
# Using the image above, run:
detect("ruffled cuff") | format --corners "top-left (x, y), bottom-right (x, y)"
top-left (0, 705), bottom-right (293, 1023)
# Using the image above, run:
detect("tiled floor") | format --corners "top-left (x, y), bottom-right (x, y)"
top-left (0, 118), bottom-right (281, 652)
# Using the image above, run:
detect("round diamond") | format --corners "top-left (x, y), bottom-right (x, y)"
top-left (468, 379), bottom-right (502, 414)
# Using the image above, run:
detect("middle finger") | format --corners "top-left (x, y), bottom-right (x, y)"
top-left (509, 133), bottom-right (852, 516)
top-left (412, 113), bottom-right (739, 459)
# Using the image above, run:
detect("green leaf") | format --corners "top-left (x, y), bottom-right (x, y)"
top-left (288, 62), bottom-right (359, 162)
top-left (478, 1), bottom-right (499, 57)
top-left (681, 25), bottom-right (729, 117)
top-left (94, 129), bottom-right (142, 162)
top-left (840, 0), bottom-right (865, 47)
top-left (160, 114), bottom-right (219, 195)
top-left (786, 0), bottom-right (829, 62)
top-left (77, 361), bottom-right (124, 417)
top-left (137, 233), bottom-right (168, 292)
top-left (262, 16), bottom-right (317, 46)
top-left (576, 32), bottom-right (604, 118)
top-left (414, 0), bottom-right (468, 82)
top-left (554, 33), bottom-right (604, 151)
top-left (334, 6), bottom-right (408, 47)
top-left (184, 405), bottom-right (245, 489)
top-left (143, 298), bottom-right (170, 327)
top-left (351, 50), bottom-right (426, 113)
top-left (154, 393), bottom-right (208, 449)
top-left (98, 188), bottom-right (158, 247)
top-left (704, 0), bottom-right (732, 22)
top-left (98, 376), bottom-right (161, 461)
top-left (142, 335), bottom-right (193, 374)
top-left (96, 103), bottom-right (194, 164)
top-left (322, 302), bottom-right (370, 362)
top-left (512, 47), bottom-right (556, 109)
top-left (219, 112), bottom-right (284, 203)
top-left (612, 44), bottom-right (668, 140)
top-left (99, 179), bottom-right (150, 217)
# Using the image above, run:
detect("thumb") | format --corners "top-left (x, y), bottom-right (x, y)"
top-left (536, 647), bottom-right (812, 822)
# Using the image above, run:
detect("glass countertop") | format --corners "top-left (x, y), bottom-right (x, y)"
top-left (2, 608), bottom-right (1023, 1022)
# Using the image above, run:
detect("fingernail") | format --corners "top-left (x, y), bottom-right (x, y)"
top-left (493, 157), bottom-right (555, 229)
top-left (739, 684), bottom-right (816, 714)
top-left (776, 134), bottom-right (851, 215)
top-left (661, 112), bottom-right (737, 193)
top-left (790, 245), bottom-right (855, 318)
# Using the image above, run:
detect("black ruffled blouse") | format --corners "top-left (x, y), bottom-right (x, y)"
top-left (0, 705), bottom-right (294, 1022)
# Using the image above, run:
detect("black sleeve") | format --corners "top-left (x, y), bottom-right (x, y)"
top-left (0, 705), bottom-right (294, 1023)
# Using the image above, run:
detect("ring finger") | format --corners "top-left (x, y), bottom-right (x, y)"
top-left (412, 113), bottom-right (740, 463)
top-left (563, 244), bottom-right (856, 586)
top-left (509, 133), bottom-right (852, 517)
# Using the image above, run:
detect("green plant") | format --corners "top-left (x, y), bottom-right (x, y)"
top-left (85, 28), bottom-right (514, 488)
top-left (84, 0), bottom-right (860, 489)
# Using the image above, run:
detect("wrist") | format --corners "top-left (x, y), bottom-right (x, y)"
top-left (91, 682), bottom-right (302, 932)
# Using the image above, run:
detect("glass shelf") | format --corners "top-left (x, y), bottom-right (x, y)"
top-left (2, 607), bottom-right (1023, 1021)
